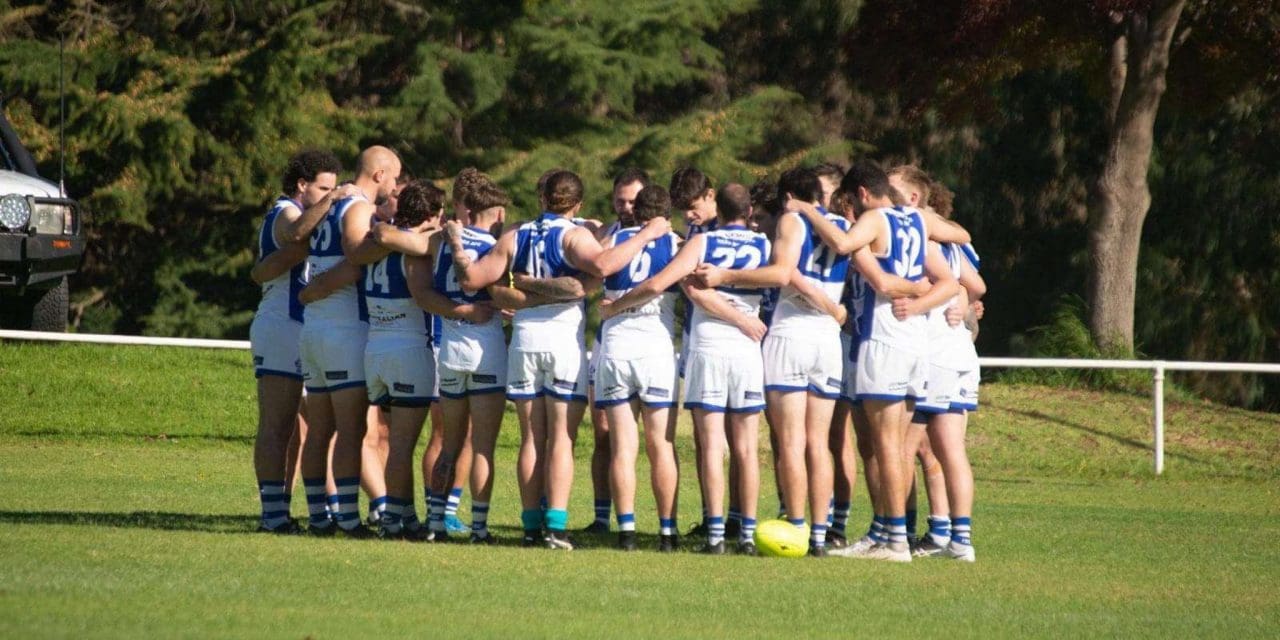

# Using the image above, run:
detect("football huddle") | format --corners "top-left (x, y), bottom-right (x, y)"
top-left (249, 145), bottom-right (984, 563)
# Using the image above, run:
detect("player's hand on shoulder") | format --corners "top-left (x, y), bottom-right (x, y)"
top-left (784, 194), bottom-right (817, 218)
top-left (444, 219), bottom-right (464, 241)
top-left (332, 183), bottom-right (361, 201)
top-left (641, 216), bottom-right (671, 239)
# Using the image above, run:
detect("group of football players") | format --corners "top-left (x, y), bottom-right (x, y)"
top-left (249, 145), bottom-right (985, 563)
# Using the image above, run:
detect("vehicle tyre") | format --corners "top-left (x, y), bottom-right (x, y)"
top-left (27, 276), bottom-right (69, 332)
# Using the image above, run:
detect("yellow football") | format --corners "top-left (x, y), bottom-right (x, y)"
top-left (754, 519), bottom-right (809, 558)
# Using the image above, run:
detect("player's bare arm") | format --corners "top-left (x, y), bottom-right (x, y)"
top-left (565, 217), bottom-right (671, 278)
top-left (921, 208), bottom-right (971, 245)
top-left (404, 254), bottom-right (493, 324)
top-left (278, 183), bottom-right (360, 244)
top-left (451, 221), bottom-right (515, 290)
top-left (511, 272), bottom-right (587, 301)
top-left (891, 242), bottom-right (960, 320)
top-left (693, 212), bottom-right (800, 289)
top-left (298, 259), bottom-right (361, 304)
top-left (250, 242), bottom-right (307, 284)
top-left (369, 220), bottom-right (437, 257)
top-left (787, 268), bottom-right (847, 325)
top-left (340, 200), bottom-right (391, 266)
top-left (853, 247), bottom-right (931, 298)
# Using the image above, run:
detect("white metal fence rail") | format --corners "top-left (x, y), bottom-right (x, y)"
top-left (4, 330), bottom-right (1279, 475)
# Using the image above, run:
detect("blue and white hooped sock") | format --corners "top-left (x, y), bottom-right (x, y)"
top-left (325, 493), bottom-right (340, 520)
top-left (927, 515), bottom-right (951, 545)
top-left (402, 503), bottom-right (421, 532)
top-left (832, 501), bottom-right (851, 536)
top-left (740, 517), bottom-right (757, 544)
top-left (887, 516), bottom-right (908, 546)
top-left (446, 487), bottom-right (463, 518)
top-left (381, 497), bottom-right (405, 533)
top-left (368, 495), bottom-right (388, 523)
top-left (471, 501), bottom-right (490, 537)
top-left (258, 481), bottom-right (290, 530)
top-left (659, 517), bottom-right (677, 536)
top-left (617, 512), bottom-right (636, 532)
top-left (870, 515), bottom-right (887, 543)
top-left (708, 516), bottom-right (726, 545)
top-left (788, 517), bottom-right (806, 529)
top-left (333, 477), bottom-right (361, 530)
top-left (811, 523), bottom-right (829, 549)
top-left (594, 499), bottom-right (611, 525)
top-left (951, 516), bottom-right (972, 547)
top-left (428, 494), bottom-right (448, 532)
top-left (303, 478), bottom-right (329, 527)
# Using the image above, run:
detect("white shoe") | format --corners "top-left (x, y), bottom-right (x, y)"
top-left (912, 535), bottom-right (950, 558)
top-left (829, 535), bottom-right (875, 557)
top-left (940, 541), bottom-right (976, 563)
top-left (856, 542), bottom-right (912, 563)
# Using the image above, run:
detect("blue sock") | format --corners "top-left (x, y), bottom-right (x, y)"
top-left (545, 508), bottom-right (568, 532)
top-left (870, 515), bottom-right (887, 543)
top-left (446, 488), bottom-right (463, 517)
top-left (951, 516), bottom-right (972, 547)
top-left (303, 479), bottom-right (329, 527)
top-left (740, 517), bottom-right (757, 544)
top-left (708, 516), bottom-right (726, 545)
top-left (333, 477), bottom-right (361, 530)
top-left (521, 509), bottom-right (543, 533)
top-left (906, 509), bottom-right (918, 538)
top-left (325, 493), bottom-right (340, 520)
top-left (811, 523), bottom-right (828, 549)
top-left (594, 499), bottom-right (611, 525)
top-left (428, 494), bottom-right (448, 532)
top-left (381, 497), bottom-right (405, 533)
top-left (832, 501), bottom-right (851, 536)
top-left (258, 481), bottom-right (289, 529)
top-left (402, 503), bottom-right (421, 532)
top-left (887, 516), bottom-right (908, 546)
top-left (472, 502), bottom-right (490, 536)
top-left (369, 495), bottom-right (388, 523)
top-left (788, 517), bottom-right (806, 529)
top-left (659, 517), bottom-right (677, 536)
top-left (617, 512), bottom-right (636, 532)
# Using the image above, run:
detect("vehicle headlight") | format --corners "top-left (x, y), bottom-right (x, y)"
top-left (31, 202), bottom-right (72, 235)
top-left (0, 194), bottom-right (31, 231)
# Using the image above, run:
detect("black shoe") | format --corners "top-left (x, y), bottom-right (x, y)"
top-left (257, 519), bottom-right (303, 535)
top-left (470, 531), bottom-right (497, 545)
top-left (618, 531), bottom-right (638, 551)
top-left (339, 523), bottom-right (377, 539)
top-left (521, 529), bottom-right (543, 548)
top-left (827, 531), bottom-right (849, 549)
top-left (545, 530), bottom-right (575, 550)
top-left (687, 521), bottom-right (709, 537)
top-left (424, 529), bottom-right (451, 543)
top-left (581, 520), bottom-right (610, 534)
top-left (697, 540), bottom-right (726, 555)
top-left (307, 522), bottom-right (337, 537)
top-left (658, 534), bottom-right (679, 553)
top-left (808, 545), bottom-right (829, 558)
top-left (737, 541), bottom-right (758, 556)
top-left (725, 519), bottom-right (741, 540)
top-left (377, 526), bottom-right (407, 541)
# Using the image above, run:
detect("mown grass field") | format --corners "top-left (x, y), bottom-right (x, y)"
top-left (1, 341), bottom-right (1278, 638)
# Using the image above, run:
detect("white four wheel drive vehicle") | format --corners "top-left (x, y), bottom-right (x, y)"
top-left (0, 96), bottom-right (84, 332)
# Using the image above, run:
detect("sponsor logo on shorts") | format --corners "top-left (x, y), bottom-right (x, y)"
top-left (253, 356), bottom-right (264, 366)
top-left (744, 390), bottom-right (763, 401)
top-left (509, 379), bottom-right (533, 390)
top-left (604, 384), bottom-right (626, 396)
top-left (552, 378), bottom-right (577, 391)
top-left (441, 377), bottom-right (460, 386)
top-left (645, 386), bottom-right (671, 398)
top-left (325, 370), bottom-right (349, 381)
top-left (826, 377), bottom-right (842, 389)
top-left (393, 383), bottom-right (415, 393)
top-left (958, 389), bottom-right (969, 397)
top-left (474, 374), bottom-right (498, 384)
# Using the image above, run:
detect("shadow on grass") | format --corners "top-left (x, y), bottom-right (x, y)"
top-left (10, 429), bottom-right (254, 444)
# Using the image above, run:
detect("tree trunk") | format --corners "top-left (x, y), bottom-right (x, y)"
top-left (1086, 0), bottom-right (1187, 353)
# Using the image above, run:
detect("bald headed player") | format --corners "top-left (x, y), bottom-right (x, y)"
top-left (299, 146), bottom-right (401, 536)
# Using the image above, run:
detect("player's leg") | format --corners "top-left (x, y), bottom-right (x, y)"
top-left (766, 390), bottom-right (808, 525)
top-left (543, 394), bottom-right (580, 549)
top-left (605, 398), bottom-right (639, 550)
top-left (300, 391), bottom-right (337, 533)
top-left (766, 414), bottom-right (784, 517)
top-left (642, 400), bottom-right (679, 551)
top-left (828, 400), bottom-right (856, 548)
top-left (693, 408), bottom-right (728, 554)
top-left (426, 394), bottom-right (470, 540)
top-left (915, 424), bottom-right (951, 554)
top-left (725, 419), bottom-right (742, 540)
top-left (421, 402), bottom-right (445, 529)
top-left (901, 423), bottom-right (927, 546)
top-left (851, 403), bottom-right (881, 545)
top-left (728, 410), bottom-right (760, 554)
top-left (803, 393), bottom-right (836, 554)
top-left (860, 398), bottom-right (911, 561)
top-left (467, 388), bottom-right (505, 543)
top-left (929, 410), bottom-right (975, 562)
top-left (361, 406), bottom-right (389, 526)
top-left (285, 401), bottom-right (306, 494)
top-left (585, 384), bottom-right (612, 533)
top-left (514, 395), bottom-right (546, 545)
top-left (254, 374), bottom-right (304, 532)
top-left (381, 404), bottom-right (428, 537)
top-left (330, 385), bottom-right (371, 533)
top-left (444, 409), bottom-right (473, 535)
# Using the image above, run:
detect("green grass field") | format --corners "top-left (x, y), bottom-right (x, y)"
top-left (1, 341), bottom-right (1278, 638)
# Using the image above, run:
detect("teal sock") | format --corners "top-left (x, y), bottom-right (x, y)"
top-left (521, 509), bottom-right (543, 532)
top-left (545, 508), bottom-right (568, 532)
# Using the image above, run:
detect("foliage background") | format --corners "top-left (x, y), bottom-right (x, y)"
top-left (0, 0), bottom-right (1276, 407)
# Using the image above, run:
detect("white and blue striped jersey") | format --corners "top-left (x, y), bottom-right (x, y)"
top-left (363, 251), bottom-right (431, 350)
top-left (769, 207), bottom-right (851, 338)
top-left (255, 196), bottom-right (306, 324)
top-left (687, 224), bottom-right (771, 353)
top-left (509, 213), bottom-right (585, 350)
top-left (854, 206), bottom-right (929, 353)
top-left (434, 226), bottom-right (503, 352)
top-left (305, 195), bottom-right (369, 328)
top-left (928, 242), bottom-right (979, 370)
top-left (600, 226), bottom-right (681, 360)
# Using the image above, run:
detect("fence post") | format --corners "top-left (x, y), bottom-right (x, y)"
top-left (1152, 361), bottom-right (1166, 475)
